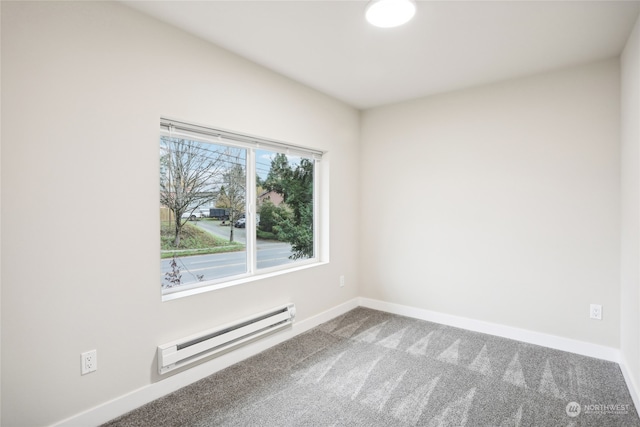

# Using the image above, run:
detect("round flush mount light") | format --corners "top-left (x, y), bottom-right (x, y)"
top-left (365, 0), bottom-right (416, 28)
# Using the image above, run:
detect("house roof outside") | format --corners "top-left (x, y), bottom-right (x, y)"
top-left (258, 190), bottom-right (284, 207)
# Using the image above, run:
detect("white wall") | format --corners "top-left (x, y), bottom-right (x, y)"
top-left (0, 1), bottom-right (3, 423)
top-left (2, 1), bottom-right (636, 425)
top-left (360, 59), bottom-right (621, 347)
top-left (0, 2), bottom-right (360, 426)
top-left (621, 13), bottom-right (640, 402)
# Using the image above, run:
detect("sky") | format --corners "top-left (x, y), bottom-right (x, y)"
top-left (161, 135), bottom-right (304, 183)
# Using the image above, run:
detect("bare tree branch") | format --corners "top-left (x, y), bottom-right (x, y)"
top-left (160, 137), bottom-right (226, 246)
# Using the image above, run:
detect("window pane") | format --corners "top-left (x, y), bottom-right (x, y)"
top-left (160, 136), bottom-right (247, 289)
top-left (256, 150), bottom-right (315, 270)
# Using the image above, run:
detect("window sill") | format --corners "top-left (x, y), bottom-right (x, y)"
top-left (161, 260), bottom-right (328, 302)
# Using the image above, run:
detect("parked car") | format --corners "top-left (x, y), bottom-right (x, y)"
top-left (181, 211), bottom-right (202, 221)
top-left (234, 215), bottom-right (260, 228)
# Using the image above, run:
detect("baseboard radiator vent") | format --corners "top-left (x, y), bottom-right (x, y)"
top-left (158, 303), bottom-right (296, 375)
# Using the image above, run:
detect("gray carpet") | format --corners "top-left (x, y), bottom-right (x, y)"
top-left (104, 308), bottom-right (640, 426)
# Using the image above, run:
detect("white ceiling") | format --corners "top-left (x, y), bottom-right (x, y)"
top-left (123, 1), bottom-right (640, 109)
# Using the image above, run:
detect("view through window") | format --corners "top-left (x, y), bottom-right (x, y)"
top-left (160, 121), bottom-right (319, 295)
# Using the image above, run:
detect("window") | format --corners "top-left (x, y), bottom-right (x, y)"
top-left (159, 118), bottom-right (322, 298)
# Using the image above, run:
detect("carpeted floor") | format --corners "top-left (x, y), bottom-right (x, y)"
top-left (104, 307), bottom-right (640, 426)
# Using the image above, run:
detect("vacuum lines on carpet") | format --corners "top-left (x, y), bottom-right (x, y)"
top-left (105, 307), bottom-right (640, 426)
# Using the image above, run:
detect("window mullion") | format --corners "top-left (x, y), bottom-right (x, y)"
top-left (313, 159), bottom-right (320, 261)
top-left (246, 149), bottom-right (257, 274)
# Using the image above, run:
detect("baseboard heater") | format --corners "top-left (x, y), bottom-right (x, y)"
top-left (158, 303), bottom-right (296, 375)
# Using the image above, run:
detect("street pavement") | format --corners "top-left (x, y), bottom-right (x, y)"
top-left (161, 219), bottom-right (296, 286)
top-left (195, 220), bottom-right (246, 244)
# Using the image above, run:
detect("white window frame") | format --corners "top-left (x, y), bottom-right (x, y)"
top-left (160, 118), bottom-right (325, 301)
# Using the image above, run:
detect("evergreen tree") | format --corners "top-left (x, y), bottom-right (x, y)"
top-left (263, 155), bottom-right (314, 259)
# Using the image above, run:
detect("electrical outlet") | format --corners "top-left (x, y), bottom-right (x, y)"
top-left (590, 304), bottom-right (602, 320)
top-left (81, 350), bottom-right (97, 375)
top-left (339, 275), bottom-right (345, 288)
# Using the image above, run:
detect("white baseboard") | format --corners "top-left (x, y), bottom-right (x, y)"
top-left (51, 298), bottom-right (359, 427)
top-left (620, 355), bottom-right (640, 412)
top-left (358, 297), bottom-right (621, 362)
top-left (52, 296), bottom-right (634, 427)
top-left (361, 297), bottom-right (640, 407)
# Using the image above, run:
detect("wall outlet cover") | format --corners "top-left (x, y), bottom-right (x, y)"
top-left (590, 304), bottom-right (602, 320)
top-left (81, 350), bottom-right (97, 375)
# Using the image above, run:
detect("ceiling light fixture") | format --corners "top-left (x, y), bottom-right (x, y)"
top-left (365, 0), bottom-right (416, 28)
